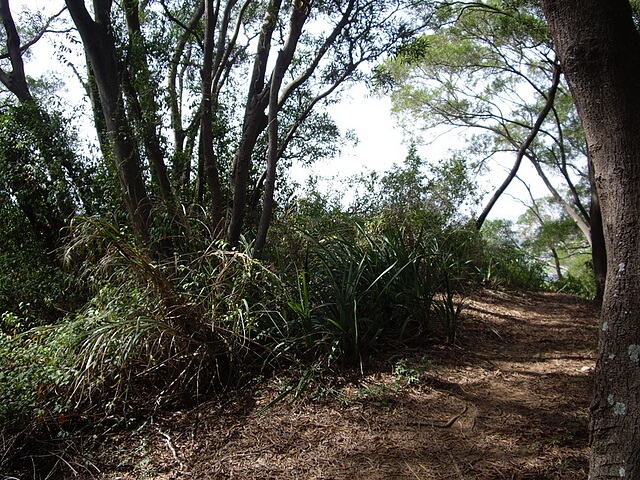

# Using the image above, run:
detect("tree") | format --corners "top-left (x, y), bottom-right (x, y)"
top-left (541, 0), bottom-right (640, 477)
top-left (54, 0), bottom-right (421, 253)
top-left (66, 0), bottom-right (154, 240)
top-left (378, 0), bottom-right (607, 301)
top-left (0, 2), bottom-right (100, 320)
top-left (0, 1), bottom-right (97, 246)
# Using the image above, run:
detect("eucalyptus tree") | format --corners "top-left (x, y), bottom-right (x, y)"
top-left (541, 0), bottom-right (640, 477)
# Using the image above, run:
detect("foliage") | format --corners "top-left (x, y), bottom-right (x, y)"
top-left (433, 276), bottom-right (467, 345)
top-left (0, 313), bottom-right (76, 430)
top-left (552, 266), bottom-right (596, 299)
top-left (478, 220), bottom-right (548, 291)
top-left (60, 217), bottom-right (287, 413)
top-left (270, 213), bottom-right (477, 369)
top-left (0, 104), bottom-right (95, 323)
top-left (377, 0), bottom-right (594, 263)
top-left (517, 200), bottom-right (595, 298)
top-left (46, 0), bottom-right (423, 247)
top-left (344, 144), bottom-right (480, 223)
top-left (0, 206), bottom-right (68, 324)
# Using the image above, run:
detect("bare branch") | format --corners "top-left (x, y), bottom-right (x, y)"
top-left (0, 7), bottom-right (67, 61)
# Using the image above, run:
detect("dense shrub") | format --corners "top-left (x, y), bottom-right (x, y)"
top-left (269, 217), bottom-right (474, 369)
top-left (551, 255), bottom-right (597, 299)
top-left (57, 217), bottom-right (290, 413)
top-left (0, 313), bottom-right (75, 426)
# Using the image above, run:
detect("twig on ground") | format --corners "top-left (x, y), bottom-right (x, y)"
top-left (156, 427), bottom-right (183, 467)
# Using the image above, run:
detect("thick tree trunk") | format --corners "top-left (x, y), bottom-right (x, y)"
top-left (541, 1), bottom-right (640, 478)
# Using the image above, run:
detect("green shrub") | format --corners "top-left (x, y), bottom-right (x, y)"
top-left (552, 260), bottom-right (597, 299)
top-left (478, 220), bottom-right (548, 291)
top-left (0, 313), bottom-right (75, 426)
top-left (61, 217), bottom-right (287, 413)
top-left (276, 221), bottom-right (471, 368)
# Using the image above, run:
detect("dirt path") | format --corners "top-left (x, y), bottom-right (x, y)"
top-left (70, 290), bottom-right (599, 479)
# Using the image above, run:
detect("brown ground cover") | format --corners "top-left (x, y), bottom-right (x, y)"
top-left (28, 290), bottom-right (601, 479)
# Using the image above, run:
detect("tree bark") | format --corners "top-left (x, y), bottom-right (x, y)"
top-left (541, 1), bottom-right (640, 478)
top-left (0, 0), bottom-right (33, 103)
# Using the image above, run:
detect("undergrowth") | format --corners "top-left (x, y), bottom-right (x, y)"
top-left (0, 212), bottom-right (555, 477)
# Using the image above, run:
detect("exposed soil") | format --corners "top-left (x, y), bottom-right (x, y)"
top-left (10, 290), bottom-right (600, 479)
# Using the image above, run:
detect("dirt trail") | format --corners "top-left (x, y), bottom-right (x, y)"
top-left (71, 290), bottom-right (600, 479)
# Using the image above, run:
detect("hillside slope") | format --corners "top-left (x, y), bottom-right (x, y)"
top-left (16, 290), bottom-right (600, 480)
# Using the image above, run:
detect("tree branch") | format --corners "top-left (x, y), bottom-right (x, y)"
top-left (476, 61), bottom-right (561, 229)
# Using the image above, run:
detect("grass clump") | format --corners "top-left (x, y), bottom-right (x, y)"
top-left (57, 217), bottom-right (288, 417)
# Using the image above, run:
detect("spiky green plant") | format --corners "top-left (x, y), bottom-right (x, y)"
top-left (432, 283), bottom-right (467, 345)
top-left (289, 223), bottom-right (445, 368)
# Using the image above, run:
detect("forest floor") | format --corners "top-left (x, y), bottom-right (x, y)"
top-left (12, 289), bottom-right (599, 479)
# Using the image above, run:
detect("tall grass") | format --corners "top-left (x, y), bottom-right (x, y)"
top-left (276, 222), bottom-right (472, 369)
top-left (61, 217), bottom-right (286, 413)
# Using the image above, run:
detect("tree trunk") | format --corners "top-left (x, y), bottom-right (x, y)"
top-left (227, 0), bottom-right (281, 246)
top-left (167, 5), bottom-right (204, 193)
top-left (122, 0), bottom-right (174, 206)
top-left (527, 151), bottom-right (592, 244)
top-left (253, 0), bottom-right (310, 258)
top-left (66, 0), bottom-right (152, 240)
top-left (550, 247), bottom-right (563, 281)
top-left (588, 157), bottom-right (607, 305)
top-left (0, 0), bottom-right (33, 103)
top-left (541, 1), bottom-right (640, 478)
top-left (200, 0), bottom-right (225, 235)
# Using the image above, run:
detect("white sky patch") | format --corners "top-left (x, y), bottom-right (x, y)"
top-left (292, 83), bottom-right (539, 221)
